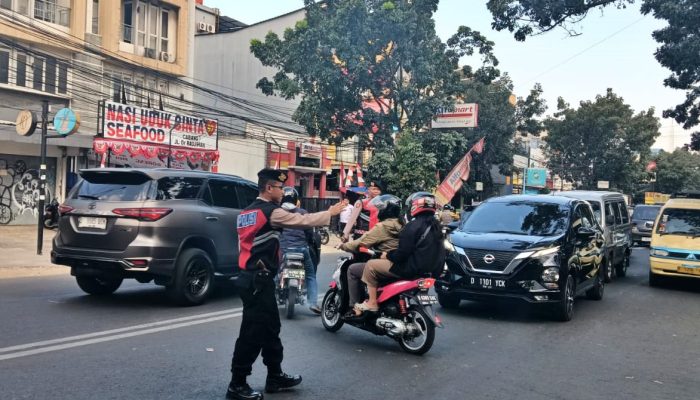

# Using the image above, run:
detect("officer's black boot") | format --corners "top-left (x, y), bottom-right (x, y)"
top-left (265, 372), bottom-right (302, 393)
top-left (226, 377), bottom-right (263, 400)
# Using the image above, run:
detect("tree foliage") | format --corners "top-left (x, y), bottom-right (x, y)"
top-left (367, 131), bottom-right (437, 199)
top-left (250, 0), bottom-right (498, 146)
top-left (653, 149), bottom-right (700, 194)
top-left (486, 0), bottom-right (700, 150)
top-left (545, 89), bottom-right (660, 192)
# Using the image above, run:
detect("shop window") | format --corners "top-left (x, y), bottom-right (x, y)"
top-left (16, 54), bottom-right (26, 86)
top-left (45, 57), bottom-right (56, 93)
top-left (32, 57), bottom-right (43, 91)
top-left (57, 62), bottom-right (67, 94)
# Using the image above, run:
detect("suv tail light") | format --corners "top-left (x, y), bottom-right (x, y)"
top-left (58, 204), bottom-right (74, 215)
top-left (112, 208), bottom-right (172, 221)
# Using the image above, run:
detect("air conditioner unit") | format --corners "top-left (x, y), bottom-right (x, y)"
top-left (159, 52), bottom-right (174, 62)
top-left (145, 48), bottom-right (157, 59)
top-left (197, 21), bottom-right (207, 32)
top-left (206, 24), bottom-right (215, 33)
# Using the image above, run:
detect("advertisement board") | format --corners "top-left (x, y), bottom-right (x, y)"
top-left (102, 101), bottom-right (217, 151)
top-left (526, 168), bottom-right (547, 187)
top-left (431, 103), bottom-right (479, 129)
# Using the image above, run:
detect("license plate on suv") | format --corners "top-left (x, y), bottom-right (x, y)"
top-left (468, 277), bottom-right (506, 290)
top-left (78, 217), bottom-right (107, 230)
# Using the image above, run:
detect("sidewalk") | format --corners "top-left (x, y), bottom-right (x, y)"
top-left (0, 225), bottom-right (66, 278)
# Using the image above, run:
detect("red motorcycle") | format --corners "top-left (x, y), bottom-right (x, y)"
top-left (320, 250), bottom-right (443, 355)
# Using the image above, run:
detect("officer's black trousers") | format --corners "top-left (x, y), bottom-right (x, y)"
top-left (230, 280), bottom-right (283, 380)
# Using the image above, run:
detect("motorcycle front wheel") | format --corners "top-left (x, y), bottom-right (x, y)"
top-left (398, 307), bottom-right (435, 355)
top-left (320, 229), bottom-right (330, 245)
top-left (321, 290), bottom-right (344, 332)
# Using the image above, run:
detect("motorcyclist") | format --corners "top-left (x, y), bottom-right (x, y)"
top-left (342, 180), bottom-right (382, 241)
top-left (338, 194), bottom-right (403, 315)
top-left (356, 192), bottom-right (446, 314)
top-left (279, 187), bottom-right (321, 315)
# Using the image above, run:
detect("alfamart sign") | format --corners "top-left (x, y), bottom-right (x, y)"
top-left (102, 101), bottom-right (218, 151)
top-left (431, 103), bottom-right (479, 129)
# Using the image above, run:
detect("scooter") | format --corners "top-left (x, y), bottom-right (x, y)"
top-left (276, 252), bottom-right (307, 319)
top-left (43, 198), bottom-right (59, 229)
top-left (320, 249), bottom-right (444, 355)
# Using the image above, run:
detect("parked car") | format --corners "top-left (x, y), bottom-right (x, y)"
top-left (649, 192), bottom-right (700, 287)
top-left (631, 204), bottom-right (662, 246)
top-left (438, 195), bottom-right (605, 321)
top-left (558, 191), bottom-right (631, 282)
top-left (51, 168), bottom-right (259, 305)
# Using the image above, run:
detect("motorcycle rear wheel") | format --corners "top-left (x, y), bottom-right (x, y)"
top-left (398, 307), bottom-right (435, 355)
top-left (320, 229), bottom-right (330, 245)
top-left (286, 288), bottom-right (296, 319)
top-left (321, 290), bottom-right (344, 332)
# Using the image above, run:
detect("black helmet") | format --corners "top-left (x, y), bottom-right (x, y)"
top-left (443, 204), bottom-right (453, 211)
top-left (281, 187), bottom-right (299, 205)
top-left (370, 194), bottom-right (402, 221)
top-left (405, 192), bottom-right (437, 219)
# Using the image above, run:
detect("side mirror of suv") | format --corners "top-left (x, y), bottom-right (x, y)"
top-left (576, 226), bottom-right (597, 240)
top-left (605, 214), bottom-right (615, 226)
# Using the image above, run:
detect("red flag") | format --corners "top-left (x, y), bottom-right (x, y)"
top-left (273, 152), bottom-right (281, 169)
top-left (356, 164), bottom-right (365, 187)
top-left (646, 160), bottom-right (657, 172)
top-left (435, 150), bottom-right (475, 205)
top-left (471, 137), bottom-right (486, 154)
top-left (345, 166), bottom-right (354, 187)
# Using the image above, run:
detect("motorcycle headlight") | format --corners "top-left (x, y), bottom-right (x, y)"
top-left (532, 246), bottom-right (561, 267)
top-left (650, 248), bottom-right (668, 257)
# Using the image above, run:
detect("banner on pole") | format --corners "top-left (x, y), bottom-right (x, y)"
top-left (434, 137), bottom-right (486, 205)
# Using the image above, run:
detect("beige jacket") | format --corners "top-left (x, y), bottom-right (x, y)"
top-left (340, 218), bottom-right (402, 253)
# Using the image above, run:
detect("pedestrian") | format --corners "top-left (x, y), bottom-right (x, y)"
top-left (339, 198), bottom-right (353, 234)
top-left (342, 180), bottom-right (382, 242)
top-left (227, 168), bottom-right (344, 400)
top-left (279, 186), bottom-right (322, 315)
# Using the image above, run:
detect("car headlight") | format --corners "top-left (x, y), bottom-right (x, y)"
top-left (532, 246), bottom-right (561, 267)
top-left (444, 238), bottom-right (455, 252)
top-left (650, 248), bottom-right (668, 257)
top-left (542, 267), bottom-right (560, 283)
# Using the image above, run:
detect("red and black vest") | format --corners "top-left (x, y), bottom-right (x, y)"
top-left (354, 198), bottom-right (379, 235)
top-left (237, 199), bottom-right (282, 272)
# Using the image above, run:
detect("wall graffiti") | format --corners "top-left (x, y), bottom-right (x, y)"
top-left (0, 156), bottom-right (56, 225)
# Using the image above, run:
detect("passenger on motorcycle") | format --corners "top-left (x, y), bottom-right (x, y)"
top-left (338, 194), bottom-right (403, 314)
top-left (356, 192), bottom-right (446, 314)
top-left (279, 187), bottom-right (321, 315)
top-left (342, 180), bottom-right (382, 242)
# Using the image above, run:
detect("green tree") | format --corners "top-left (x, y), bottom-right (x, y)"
top-left (367, 131), bottom-right (437, 199)
top-left (486, 0), bottom-right (700, 151)
top-left (653, 149), bottom-right (700, 194)
top-left (250, 0), bottom-right (498, 147)
top-left (545, 89), bottom-right (660, 192)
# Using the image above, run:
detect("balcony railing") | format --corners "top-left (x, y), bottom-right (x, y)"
top-left (34, 0), bottom-right (70, 27)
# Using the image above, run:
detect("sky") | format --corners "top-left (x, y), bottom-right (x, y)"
top-left (203, 0), bottom-right (691, 151)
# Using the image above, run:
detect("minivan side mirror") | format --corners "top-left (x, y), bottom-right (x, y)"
top-left (576, 226), bottom-right (597, 240)
top-left (605, 214), bottom-right (615, 226)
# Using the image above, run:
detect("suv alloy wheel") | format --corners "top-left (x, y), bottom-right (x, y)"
top-left (553, 274), bottom-right (575, 322)
top-left (168, 248), bottom-right (215, 306)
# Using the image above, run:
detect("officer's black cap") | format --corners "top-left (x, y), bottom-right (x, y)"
top-left (257, 168), bottom-right (287, 184)
top-left (367, 180), bottom-right (383, 191)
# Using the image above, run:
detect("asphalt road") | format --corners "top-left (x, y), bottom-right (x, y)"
top-left (1, 247), bottom-right (699, 400)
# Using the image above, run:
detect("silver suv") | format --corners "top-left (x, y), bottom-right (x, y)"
top-left (51, 168), bottom-right (258, 305)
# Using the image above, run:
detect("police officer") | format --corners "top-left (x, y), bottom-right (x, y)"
top-left (227, 169), bottom-right (343, 400)
top-left (341, 180), bottom-right (382, 242)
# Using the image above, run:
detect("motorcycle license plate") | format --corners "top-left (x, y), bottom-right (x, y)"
top-left (282, 269), bottom-right (305, 280)
top-left (417, 294), bottom-right (438, 305)
top-left (469, 277), bottom-right (506, 290)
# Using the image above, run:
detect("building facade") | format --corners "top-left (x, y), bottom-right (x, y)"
top-left (0, 0), bottom-right (201, 225)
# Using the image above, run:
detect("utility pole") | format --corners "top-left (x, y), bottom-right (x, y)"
top-left (523, 143), bottom-right (531, 194)
top-left (36, 100), bottom-right (49, 255)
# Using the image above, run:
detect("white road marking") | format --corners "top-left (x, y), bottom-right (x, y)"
top-left (0, 295), bottom-right (326, 362)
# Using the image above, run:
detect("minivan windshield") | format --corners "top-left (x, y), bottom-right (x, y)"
top-left (460, 201), bottom-right (570, 236)
top-left (657, 208), bottom-right (700, 237)
top-left (633, 205), bottom-right (661, 221)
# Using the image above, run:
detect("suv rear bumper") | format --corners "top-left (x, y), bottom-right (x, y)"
top-left (51, 237), bottom-right (175, 282)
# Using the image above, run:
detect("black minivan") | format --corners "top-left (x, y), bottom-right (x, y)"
top-left (437, 195), bottom-right (605, 321)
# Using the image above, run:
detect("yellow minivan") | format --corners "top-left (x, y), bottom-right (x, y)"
top-left (648, 193), bottom-right (700, 286)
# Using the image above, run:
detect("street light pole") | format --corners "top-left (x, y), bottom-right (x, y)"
top-left (36, 100), bottom-right (49, 255)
